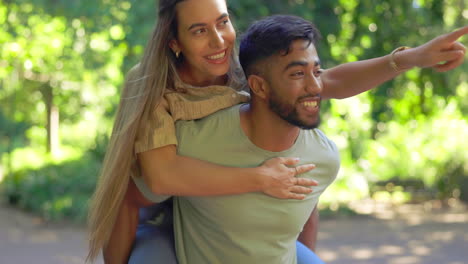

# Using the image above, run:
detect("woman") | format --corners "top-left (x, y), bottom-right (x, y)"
top-left (87, 0), bottom-right (317, 262)
top-left (87, 0), bottom-right (467, 263)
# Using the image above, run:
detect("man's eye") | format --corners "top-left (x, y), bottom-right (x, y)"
top-left (291, 71), bottom-right (304, 77)
top-left (314, 69), bottom-right (324, 77)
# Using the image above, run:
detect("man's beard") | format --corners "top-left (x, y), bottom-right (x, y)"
top-left (268, 91), bottom-right (321, 130)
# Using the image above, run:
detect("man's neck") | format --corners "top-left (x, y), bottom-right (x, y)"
top-left (240, 103), bottom-right (300, 152)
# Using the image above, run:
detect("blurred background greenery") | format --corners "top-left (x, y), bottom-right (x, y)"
top-left (0, 0), bottom-right (467, 222)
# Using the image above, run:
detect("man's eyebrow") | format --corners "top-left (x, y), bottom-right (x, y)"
top-left (283, 59), bottom-right (321, 72)
top-left (187, 13), bottom-right (229, 30)
top-left (315, 59), bottom-right (321, 67)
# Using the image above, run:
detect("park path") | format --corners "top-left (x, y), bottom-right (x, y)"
top-left (1, 200), bottom-right (467, 264)
top-left (317, 200), bottom-right (468, 264)
top-left (0, 202), bottom-right (103, 264)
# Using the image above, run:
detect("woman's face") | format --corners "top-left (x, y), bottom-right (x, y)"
top-left (171, 0), bottom-right (236, 86)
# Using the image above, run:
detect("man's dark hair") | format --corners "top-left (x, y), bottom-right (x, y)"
top-left (239, 15), bottom-right (321, 77)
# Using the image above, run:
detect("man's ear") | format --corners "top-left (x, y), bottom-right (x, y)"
top-left (247, 74), bottom-right (269, 100)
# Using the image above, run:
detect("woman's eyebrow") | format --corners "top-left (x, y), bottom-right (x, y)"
top-left (188, 13), bottom-right (229, 30)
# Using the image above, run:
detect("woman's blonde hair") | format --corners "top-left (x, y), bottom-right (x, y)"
top-left (86, 0), bottom-right (244, 261)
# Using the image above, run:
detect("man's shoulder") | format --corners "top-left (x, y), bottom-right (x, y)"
top-left (175, 104), bottom-right (240, 133)
top-left (301, 129), bottom-right (341, 173)
top-left (302, 128), bottom-right (338, 153)
top-left (201, 104), bottom-right (240, 121)
top-left (190, 104), bottom-right (239, 124)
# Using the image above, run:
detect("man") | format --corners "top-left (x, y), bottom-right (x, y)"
top-left (171, 15), bottom-right (338, 264)
top-left (128, 15), bottom-right (468, 264)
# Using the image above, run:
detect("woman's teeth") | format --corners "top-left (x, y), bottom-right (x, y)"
top-left (207, 51), bottom-right (226, 60)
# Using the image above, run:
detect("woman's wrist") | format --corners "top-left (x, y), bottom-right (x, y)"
top-left (249, 166), bottom-right (269, 191)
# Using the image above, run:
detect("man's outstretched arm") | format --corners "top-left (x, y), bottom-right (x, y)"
top-left (321, 26), bottom-right (468, 100)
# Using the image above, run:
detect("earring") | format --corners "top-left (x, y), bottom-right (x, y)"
top-left (175, 51), bottom-right (180, 58)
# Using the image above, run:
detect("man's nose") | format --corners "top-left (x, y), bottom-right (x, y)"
top-left (305, 73), bottom-right (322, 95)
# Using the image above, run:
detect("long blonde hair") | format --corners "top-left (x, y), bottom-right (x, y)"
top-left (86, 0), bottom-right (244, 261)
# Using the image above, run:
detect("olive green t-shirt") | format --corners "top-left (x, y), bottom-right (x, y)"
top-left (174, 104), bottom-right (340, 264)
top-left (132, 76), bottom-right (249, 202)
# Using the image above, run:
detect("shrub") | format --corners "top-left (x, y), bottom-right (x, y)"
top-left (1, 136), bottom-right (108, 222)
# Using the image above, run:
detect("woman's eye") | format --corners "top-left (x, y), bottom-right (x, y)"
top-left (193, 28), bottom-right (206, 35)
top-left (218, 19), bottom-right (230, 28)
top-left (314, 69), bottom-right (323, 77)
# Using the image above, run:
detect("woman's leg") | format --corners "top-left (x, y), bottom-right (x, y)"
top-left (128, 199), bottom-right (178, 264)
top-left (296, 241), bottom-right (325, 264)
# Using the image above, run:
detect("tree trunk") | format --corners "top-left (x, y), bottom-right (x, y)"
top-left (42, 84), bottom-right (59, 154)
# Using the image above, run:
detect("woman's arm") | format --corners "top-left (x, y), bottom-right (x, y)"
top-left (104, 144), bottom-right (316, 262)
top-left (139, 144), bottom-right (318, 199)
top-left (321, 26), bottom-right (468, 100)
top-left (103, 145), bottom-right (315, 263)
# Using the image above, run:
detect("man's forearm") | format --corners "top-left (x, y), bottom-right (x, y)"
top-left (321, 55), bottom-right (400, 100)
top-left (103, 181), bottom-right (146, 264)
top-left (298, 206), bottom-right (319, 251)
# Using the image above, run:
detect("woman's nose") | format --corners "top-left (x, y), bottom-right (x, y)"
top-left (209, 30), bottom-right (224, 49)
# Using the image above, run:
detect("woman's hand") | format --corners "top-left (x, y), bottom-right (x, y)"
top-left (399, 26), bottom-right (467, 72)
top-left (258, 157), bottom-right (318, 200)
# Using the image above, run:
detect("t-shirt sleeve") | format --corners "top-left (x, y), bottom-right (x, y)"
top-left (134, 97), bottom-right (178, 154)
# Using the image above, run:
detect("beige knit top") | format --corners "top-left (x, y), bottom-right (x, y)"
top-left (134, 80), bottom-right (250, 154)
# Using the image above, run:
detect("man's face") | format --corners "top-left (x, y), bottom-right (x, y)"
top-left (264, 40), bottom-right (323, 129)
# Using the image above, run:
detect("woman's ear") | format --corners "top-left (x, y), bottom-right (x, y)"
top-left (169, 39), bottom-right (180, 54)
top-left (247, 75), bottom-right (269, 100)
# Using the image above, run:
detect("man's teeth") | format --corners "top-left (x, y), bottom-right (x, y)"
top-left (303, 101), bottom-right (317, 107)
top-left (207, 52), bottom-right (226, 60)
